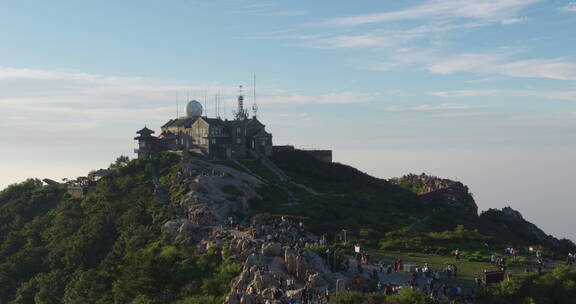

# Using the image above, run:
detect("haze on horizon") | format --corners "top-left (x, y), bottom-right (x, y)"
top-left (1, 1), bottom-right (575, 241)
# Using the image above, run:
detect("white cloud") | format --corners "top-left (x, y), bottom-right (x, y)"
top-left (302, 23), bottom-right (483, 49)
top-left (500, 17), bottom-right (526, 24)
top-left (239, 3), bottom-right (308, 16)
top-left (432, 89), bottom-right (576, 101)
top-left (266, 113), bottom-right (310, 119)
top-left (310, 34), bottom-right (401, 49)
top-left (386, 103), bottom-right (483, 111)
top-left (290, 1), bottom-right (538, 54)
top-left (270, 10), bottom-right (309, 17)
top-left (260, 91), bottom-right (376, 104)
top-left (560, 2), bottom-right (576, 12)
top-left (320, 0), bottom-right (539, 26)
top-left (0, 67), bottom-right (379, 132)
top-left (1, 119), bottom-right (100, 131)
top-left (368, 48), bottom-right (440, 71)
top-left (433, 112), bottom-right (483, 117)
top-left (0, 66), bottom-right (99, 81)
top-left (0, 66), bottom-right (379, 132)
top-left (427, 53), bottom-right (576, 80)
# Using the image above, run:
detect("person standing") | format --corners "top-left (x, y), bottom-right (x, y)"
top-left (454, 249), bottom-right (460, 261)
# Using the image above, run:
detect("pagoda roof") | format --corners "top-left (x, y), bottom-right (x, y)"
top-left (136, 126), bottom-right (155, 135)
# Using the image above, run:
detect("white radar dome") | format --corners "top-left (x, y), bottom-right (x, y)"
top-left (186, 100), bottom-right (203, 117)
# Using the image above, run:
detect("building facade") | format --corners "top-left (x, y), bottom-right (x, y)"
top-left (135, 89), bottom-right (273, 160)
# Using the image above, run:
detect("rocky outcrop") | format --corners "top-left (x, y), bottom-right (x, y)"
top-left (502, 206), bottom-right (524, 220)
top-left (389, 173), bottom-right (465, 194)
top-left (162, 157), bottom-right (265, 242)
top-left (390, 173), bottom-right (478, 216)
top-left (224, 242), bottom-right (345, 304)
top-left (160, 156), bottom-right (347, 303)
top-left (221, 215), bottom-right (347, 304)
top-left (161, 219), bottom-right (212, 243)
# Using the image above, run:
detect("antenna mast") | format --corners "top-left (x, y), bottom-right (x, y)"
top-left (214, 93), bottom-right (219, 119)
top-left (204, 89), bottom-right (207, 117)
top-left (234, 85), bottom-right (248, 120)
top-left (252, 73), bottom-right (258, 118)
top-left (218, 92), bottom-right (222, 119)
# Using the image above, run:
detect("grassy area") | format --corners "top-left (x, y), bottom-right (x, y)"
top-left (282, 181), bottom-right (311, 199)
top-left (221, 185), bottom-right (244, 197)
top-left (213, 160), bottom-right (248, 173)
top-left (370, 250), bottom-right (529, 289)
top-left (239, 160), bottom-right (281, 183)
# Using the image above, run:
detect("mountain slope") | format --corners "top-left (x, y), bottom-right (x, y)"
top-left (0, 154), bottom-right (240, 303)
top-left (0, 151), bottom-right (573, 302)
top-left (270, 151), bottom-right (574, 252)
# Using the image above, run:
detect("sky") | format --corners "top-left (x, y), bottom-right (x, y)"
top-left (1, 0), bottom-right (575, 241)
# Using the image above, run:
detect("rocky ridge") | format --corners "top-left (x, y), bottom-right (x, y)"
top-left (390, 173), bottom-right (478, 216)
top-left (160, 155), bottom-right (347, 303)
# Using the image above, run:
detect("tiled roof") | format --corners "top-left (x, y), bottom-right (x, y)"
top-left (161, 117), bottom-right (198, 128)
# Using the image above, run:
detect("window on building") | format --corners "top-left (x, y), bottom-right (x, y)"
top-left (236, 127), bottom-right (241, 135)
top-left (212, 139), bottom-right (216, 144)
top-left (236, 138), bottom-right (241, 144)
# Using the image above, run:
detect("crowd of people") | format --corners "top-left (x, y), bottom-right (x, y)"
top-left (347, 246), bottom-right (477, 303)
top-left (226, 213), bottom-right (575, 304)
top-left (249, 216), bottom-right (310, 251)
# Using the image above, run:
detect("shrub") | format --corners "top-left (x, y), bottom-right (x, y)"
top-left (387, 287), bottom-right (433, 304)
top-left (332, 288), bottom-right (432, 304)
top-left (508, 256), bottom-right (528, 266)
top-left (221, 185), bottom-right (243, 196)
top-left (332, 291), bottom-right (386, 304)
top-left (479, 266), bottom-right (576, 304)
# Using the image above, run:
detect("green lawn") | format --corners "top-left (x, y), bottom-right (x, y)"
top-left (239, 160), bottom-right (281, 183)
top-left (370, 250), bottom-right (529, 289)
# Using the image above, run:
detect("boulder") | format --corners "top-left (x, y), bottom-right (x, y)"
top-left (284, 250), bottom-right (298, 275)
top-left (252, 273), bottom-right (278, 292)
top-left (307, 272), bottom-right (328, 288)
top-left (269, 257), bottom-right (287, 275)
top-left (262, 243), bottom-right (283, 257)
top-left (225, 292), bottom-right (241, 304)
top-left (285, 288), bottom-right (303, 299)
top-left (161, 219), bottom-right (182, 236)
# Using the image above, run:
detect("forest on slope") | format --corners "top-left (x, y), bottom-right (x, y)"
top-left (0, 154), bottom-right (240, 303)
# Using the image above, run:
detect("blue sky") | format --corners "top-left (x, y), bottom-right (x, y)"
top-left (1, 0), bottom-right (575, 240)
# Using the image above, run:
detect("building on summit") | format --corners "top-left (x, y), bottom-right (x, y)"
top-left (135, 86), bottom-right (273, 160)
